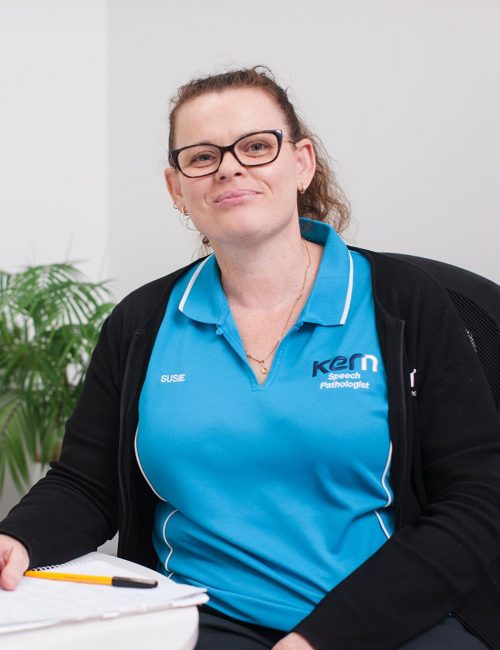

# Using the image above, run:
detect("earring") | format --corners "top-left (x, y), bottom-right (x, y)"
top-left (298, 184), bottom-right (307, 194)
top-left (173, 203), bottom-right (190, 216)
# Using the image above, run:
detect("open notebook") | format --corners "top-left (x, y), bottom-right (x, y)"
top-left (0, 552), bottom-right (208, 635)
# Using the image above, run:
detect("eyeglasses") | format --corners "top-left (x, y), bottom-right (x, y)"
top-left (169, 129), bottom-right (296, 178)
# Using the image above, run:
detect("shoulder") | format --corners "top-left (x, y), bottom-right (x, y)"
top-left (107, 258), bottom-right (206, 336)
top-left (349, 246), bottom-right (454, 322)
top-left (350, 246), bottom-right (444, 289)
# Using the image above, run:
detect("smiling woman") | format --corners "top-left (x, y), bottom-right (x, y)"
top-left (0, 66), bottom-right (499, 650)
top-left (166, 67), bottom-right (350, 245)
top-left (165, 86), bottom-right (316, 254)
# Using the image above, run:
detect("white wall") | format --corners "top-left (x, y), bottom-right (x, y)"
top-left (2, 0), bottom-right (498, 297)
top-left (0, 0), bottom-right (108, 518)
top-left (0, 0), bottom-right (108, 282)
top-left (107, 0), bottom-right (500, 299)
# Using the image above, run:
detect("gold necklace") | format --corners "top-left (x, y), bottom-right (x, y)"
top-left (245, 240), bottom-right (311, 375)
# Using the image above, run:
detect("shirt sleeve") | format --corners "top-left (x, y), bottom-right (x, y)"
top-left (292, 291), bottom-right (500, 649)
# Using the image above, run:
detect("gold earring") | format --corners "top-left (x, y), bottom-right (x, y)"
top-left (181, 206), bottom-right (190, 216)
top-left (298, 184), bottom-right (307, 194)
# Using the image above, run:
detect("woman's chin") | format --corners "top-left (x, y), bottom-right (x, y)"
top-left (208, 210), bottom-right (269, 240)
top-left (198, 205), bottom-right (296, 248)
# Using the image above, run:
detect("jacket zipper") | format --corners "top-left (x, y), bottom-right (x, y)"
top-left (117, 329), bottom-right (141, 556)
top-left (394, 321), bottom-right (407, 529)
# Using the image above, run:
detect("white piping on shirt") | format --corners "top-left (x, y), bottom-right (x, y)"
top-left (374, 441), bottom-right (394, 540)
top-left (134, 427), bottom-right (178, 577)
top-left (381, 442), bottom-right (393, 507)
top-left (339, 250), bottom-right (354, 325)
top-left (178, 254), bottom-right (214, 313)
top-left (133, 426), bottom-right (166, 501)
top-left (163, 509), bottom-right (179, 578)
top-left (374, 510), bottom-right (392, 540)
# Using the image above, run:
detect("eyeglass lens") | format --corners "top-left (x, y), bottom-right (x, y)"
top-left (177, 132), bottom-right (280, 177)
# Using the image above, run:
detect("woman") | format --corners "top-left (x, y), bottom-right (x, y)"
top-left (1, 66), bottom-right (499, 650)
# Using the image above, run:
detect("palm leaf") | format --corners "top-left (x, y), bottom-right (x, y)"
top-left (0, 262), bottom-right (114, 493)
top-left (0, 394), bottom-right (31, 491)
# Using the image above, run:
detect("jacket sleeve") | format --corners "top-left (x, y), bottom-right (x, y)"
top-left (293, 292), bottom-right (500, 649)
top-left (0, 310), bottom-right (124, 569)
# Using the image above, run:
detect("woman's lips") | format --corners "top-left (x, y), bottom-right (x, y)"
top-left (214, 190), bottom-right (261, 205)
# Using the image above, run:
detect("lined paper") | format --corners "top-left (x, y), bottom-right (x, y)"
top-left (0, 552), bottom-right (207, 634)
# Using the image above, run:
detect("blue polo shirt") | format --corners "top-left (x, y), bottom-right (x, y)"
top-left (136, 217), bottom-right (393, 630)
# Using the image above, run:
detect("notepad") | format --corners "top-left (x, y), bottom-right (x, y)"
top-left (0, 552), bottom-right (208, 634)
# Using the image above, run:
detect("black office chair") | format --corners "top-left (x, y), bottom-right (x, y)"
top-left (386, 254), bottom-right (500, 414)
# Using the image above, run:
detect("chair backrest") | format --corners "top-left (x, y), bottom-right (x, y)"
top-left (386, 254), bottom-right (500, 414)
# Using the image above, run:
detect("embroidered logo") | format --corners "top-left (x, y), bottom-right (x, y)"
top-left (312, 353), bottom-right (379, 377)
top-left (160, 373), bottom-right (186, 383)
top-left (313, 353), bottom-right (379, 391)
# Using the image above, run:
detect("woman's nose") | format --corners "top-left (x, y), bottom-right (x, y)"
top-left (215, 150), bottom-right (245, 180)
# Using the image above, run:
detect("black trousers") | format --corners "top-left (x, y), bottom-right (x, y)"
top-left (195, 605), bottom-right (488, 649)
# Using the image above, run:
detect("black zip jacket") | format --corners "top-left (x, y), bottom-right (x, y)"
top-left (2, 249), bottom-right (500, 649)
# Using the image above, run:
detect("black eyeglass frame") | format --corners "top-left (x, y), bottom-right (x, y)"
top-left (168, 129), bottom-right (297, 178)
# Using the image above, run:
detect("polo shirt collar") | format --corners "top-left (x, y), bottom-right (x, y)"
top-left (178, 217), bottom-right (353, 327)
top-left (178, 253), bottom-right (227, 325)
top-left (298, 217), bottom-right (353, 326)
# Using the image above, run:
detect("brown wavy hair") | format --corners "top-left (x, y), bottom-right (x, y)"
top-left (168, 66), bottom-right (351, 244)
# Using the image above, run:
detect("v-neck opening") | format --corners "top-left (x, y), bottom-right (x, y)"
top-left (221, 316), bottom-right (299, 392)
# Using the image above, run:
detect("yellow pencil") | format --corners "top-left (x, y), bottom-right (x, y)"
top-left (24, 570), bottom-right (157, 588)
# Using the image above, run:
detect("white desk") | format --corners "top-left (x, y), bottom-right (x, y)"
top-left (3, 556), bottom-right (200, 650)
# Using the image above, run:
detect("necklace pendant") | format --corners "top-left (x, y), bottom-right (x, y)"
top-left (260, 365), bottom-right (269, 375)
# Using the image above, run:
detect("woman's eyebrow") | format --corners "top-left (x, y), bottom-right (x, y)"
top-left (181, 130), bottom-right (267, 149)
top-left (183, 139), bottom-right (216, 147)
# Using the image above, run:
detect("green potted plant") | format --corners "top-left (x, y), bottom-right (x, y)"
top-left (0, 262), bottom-right (114, 493)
